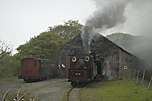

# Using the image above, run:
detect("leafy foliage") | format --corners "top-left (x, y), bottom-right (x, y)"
top-left (0, 42), bottom-right (20, 78)
top-left (0, 41), bottom-right (11, 60)
top-left (0, 57), bottom-right (19, 78)
top-left (48, 20), bottom-right (82, 40)
top-left (0, 90), bottom-right (39, 101)
top-left (17, 20), bottom-right (82, 63)
top-left (17, 32), bottom-right (65, 62)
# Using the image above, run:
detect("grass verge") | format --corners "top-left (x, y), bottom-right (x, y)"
top-left (80, 80), bottom-right (152, 101)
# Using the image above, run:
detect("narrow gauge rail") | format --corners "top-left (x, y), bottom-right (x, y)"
top-left (66, 87), bottom-right (74, 101)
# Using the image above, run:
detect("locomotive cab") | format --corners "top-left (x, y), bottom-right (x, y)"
top-left (68, 52), bottom-right (104, 86)
top-left (68, 47), bottom-right (104, 86)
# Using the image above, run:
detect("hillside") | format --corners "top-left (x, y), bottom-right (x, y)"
top-left (106, 33), bottom-right (152, 65)
top-left (106, 33), bottom-right (137, 54)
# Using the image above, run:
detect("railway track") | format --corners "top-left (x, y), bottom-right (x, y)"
top-left (66, 87), bottom-right (83, 101)
top-left (66, 87), bottom-right (74, 101)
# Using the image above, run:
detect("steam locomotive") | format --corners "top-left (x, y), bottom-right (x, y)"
top-left (67, 51), bottom-right (104, 87)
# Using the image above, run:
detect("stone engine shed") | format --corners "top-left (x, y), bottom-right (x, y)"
top-left (60, 33), bottom-right (141, 80)
top-left (90, 34), bottom-right (141, 79)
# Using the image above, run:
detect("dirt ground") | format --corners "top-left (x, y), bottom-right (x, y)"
top-left (0, 78), bottom-right (71, 101)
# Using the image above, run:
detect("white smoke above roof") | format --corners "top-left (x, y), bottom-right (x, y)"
top-left (81, 0), bottom-right (130, 50)
top-left (81, 0), bottom-right (152, 67)
top-left (86, 0), bottom-right (129, 30)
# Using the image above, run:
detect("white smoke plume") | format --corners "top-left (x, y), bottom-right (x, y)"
top-left (122, 0), bottom-right (152, 68)
top-left (86, 0), bottom-right (129, 30)
top-left (81, 0), bottom-right (130, 51)
top-left (81, 0), bottom-right (152, 68)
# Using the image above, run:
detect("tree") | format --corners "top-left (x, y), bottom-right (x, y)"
top-left (17, 32), bottom-right (65, 63)
top-left (0, 41), bottom-right (11, 60)
top-left (17, 20), bottom-right (82, 63)
top-left (48, 20), bottom-right (82, 40)
top-left (0, 41), bottom-right (20, 78)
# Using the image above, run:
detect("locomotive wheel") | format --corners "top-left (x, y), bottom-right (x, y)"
top-left (71, 82), bottom-right (86, 87)
top-left (24, 78), bottom-right (32, 83)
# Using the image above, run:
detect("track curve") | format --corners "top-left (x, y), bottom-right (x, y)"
top-left (66, 87), bottom-right (82, 101)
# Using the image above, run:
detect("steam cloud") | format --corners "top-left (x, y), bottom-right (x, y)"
top-left (122, 0), bottom-right (152, 68)
top-left (86, 0), bottom-right (129, 30)
top-left (81, 0), bottom-right (130, 51)
top-left (82, 0), bottom-right (152, 68)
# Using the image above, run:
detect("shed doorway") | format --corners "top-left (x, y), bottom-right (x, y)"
top-left (96, 61), bottom-right (103, 75)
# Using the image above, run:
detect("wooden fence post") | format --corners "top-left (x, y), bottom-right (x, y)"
top-left (129, 69), bottom-right (133, 80)
top-left (141, 70), bottom-right (146, 85)
top-left (148, 76), bottom-right (152, 89)
top-left (132, 69), bottom-right (136, 81)
top-left (136, 70), bottom-right (140, 84)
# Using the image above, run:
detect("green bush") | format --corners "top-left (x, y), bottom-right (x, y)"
top-left (0, 90), bottom-right (39, 101)
top-left (0, 55), bottom-right (20, 78)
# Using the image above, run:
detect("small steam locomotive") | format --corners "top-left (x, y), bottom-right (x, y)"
top-left (68, 50), bottom-right (104, 87)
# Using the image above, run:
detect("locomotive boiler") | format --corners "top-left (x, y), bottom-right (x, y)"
top-left (67, 50), bottom-right (104, 87)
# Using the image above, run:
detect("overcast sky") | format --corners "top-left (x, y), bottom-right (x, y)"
top-left (0, 0), bottom-right (95, 51)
